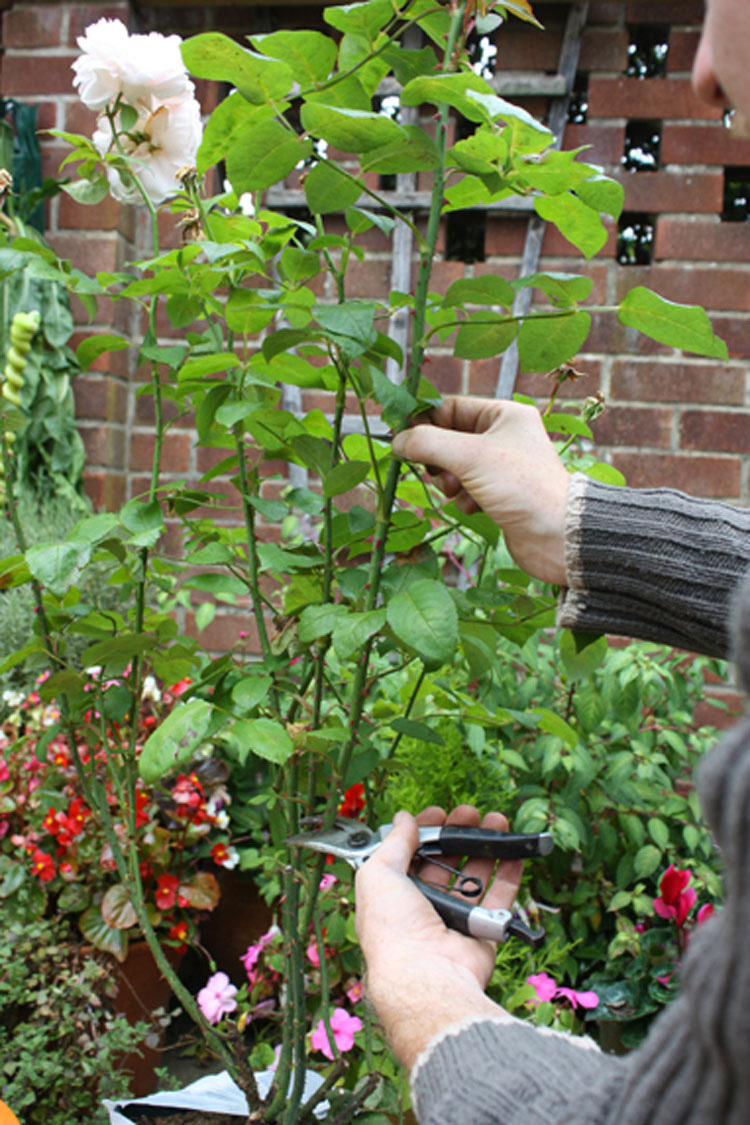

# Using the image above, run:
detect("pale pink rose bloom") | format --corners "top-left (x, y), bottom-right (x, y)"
top-left (197, 971), bottom-right (238, 1025)
top-left (72, 18), bottom-right (192, 112)
top-left (310, 1007), bottom-right (363, 1060)
top-left (92, 94), bottom-right (202, 204)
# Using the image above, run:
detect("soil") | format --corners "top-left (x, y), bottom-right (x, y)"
top-left (120, 1108), bottom-right (245, 1124)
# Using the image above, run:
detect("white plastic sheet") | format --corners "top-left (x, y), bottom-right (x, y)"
top-left (104, 1067), bottom-right (328, 1123)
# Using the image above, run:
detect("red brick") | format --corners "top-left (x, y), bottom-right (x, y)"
top-left (614, 265), bottom-right (750, 312)
top-left (609, 452), bottom-right (740, 497)
top-left (3, 5), bottom-right (63, 48)
top-left (57, 190), bottom-right (126, 233)
top-left (588, 77), bottom-right (722, 122)
top-left (667, 30), bottom-right (701, 73)
top-left (422, 354), bottom-right (462, 395)
top-left (562, 124), bottom-right (626, 168)
top-left (661, 123), bottom-right (750, 166)
top-left (83, 469), bottom-right (127, 511)
top-left (47, 232), bottom-right (122, 275)
top-left (415, 259), bottom-right (465, 294)
top-left (131, 432), bottom-right (192, 473)
top-left (680, 409), bottom-right (750, 454)
top-left (610, 360), bottom-right (745, 405)
top-left (68, 4), bottom-right (130, 44)
top-left (588, 2), bottom-right (621, 24)
top-left (494, 27), bottom-right (561, 72)
top-left (711, 316), bottom-right (750, 361)
top-left (185, 610), bottom-right (262, 656)
top-left (484, 217), bottom-right (528, 258)
top-left (626, 2), bottom-right (703, 23)
top-left (591, 405), bottom-right (673, 448)
top-left (618, 170), bottom-right (722, 215)
top-left (73, 375), bottom-right (129, 421)
top-left (468, 359), bottom-right (602, 401)
top-left (694, 691), bottom-right (744, 730)
top-left (654, 219), bottom-right (750, 263)
top-left (80, 423), bottom-right (126, 468)
top-left (579, 28), bottom-right (629, 72)
top-left (2, 54), bottom-right (78, 97)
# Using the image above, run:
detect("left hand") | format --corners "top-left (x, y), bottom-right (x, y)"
top-left (355, 804), bottom-right (522, 1069)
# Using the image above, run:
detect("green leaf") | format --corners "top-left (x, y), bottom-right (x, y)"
top-left (324, 0), bottom-right (393, 42)
top-left (360, 126), bottom-right (440, 174)
top-left (181, 33), bottom-right (293, 105)
top-left (454, 312), bottom-right (517, 360)
top-left (250, 30), bottom-right (336, 84)
top-left (81, 635), bottom-right (155, 676)
top-left (401, 72), bottom-right (495, 124)
top-left (618, 287), bottom-right (728, 359)
top-left (386, 579), bottom-right (458, 668)
top-left (648, 818), bottom-right (670, 850)
top-left (197, 92), bottom-right (275, 175)
top-left (139, 698), bottom-right (213, 783)
top-left (517, 311), bottom-right (591, 373)
top-left (332, 608), bottom-right (387, 660)
top-left (298, 603), bottom-right (348, 643)
top-left (534, 194), bottom-right (607, 259)
top-left (559, 630), bottom-right (608, 682)
top-left (79, 905), bottom-right (128, 961)
top-left (443, 275), bottom-right (515, 309)
top-left (231, 717), bottom-right (294, 765)
top-left (120, 498), bottom-right (164, 548)
top-left (301, 103), bottom-right (407, 153)
top-left (76, 333), bottom-right (129, 371)
top-left (531, 707), bottom-right (579, 747)
top-left (61, 176), bottom-right (110, 205)
top-left (305, 162), bottom-right (364, 216)
top-left (576, 173), bottom-right (624, 220)
top-left (315, 301), bottom-right (376, 349)
top-left (25, 544), bottom-right (82, 598)
top-left (634, 844), bottom-right (662, 879)
top-left (226, 119), bottom-right (312, 193)
top-left (323, 460), bottom-right (370, 497)
top-left (257, 543), bottom-right (322, 572)
top-left (370, 366), bottom-right (417, 428)
top-left (101, 884), bottom-right (137, 930)
top-left (382, 43), bottom-right (439, 86)
top-left (224, 290), bottom-right (274, 336)
top-left (514, 272), bottom-right (593, 305)
top-left (388, 717), bottom-right (444, 745)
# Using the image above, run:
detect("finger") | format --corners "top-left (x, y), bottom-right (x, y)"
top-left (416, 804), bottom-right (480, 889)
top-left (391, 424), bottom-right (487, 481)
top-left (415, 806), bottom-right (447, 827)
top-left (367, 809), bottom-right (418, 875)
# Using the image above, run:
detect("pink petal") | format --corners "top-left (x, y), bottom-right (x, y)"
top-left (527, 972), bottom-right (557, 1003)
top-left (653, 897), bottom-right (676, 921)
top-left (697, 903), bottom-right (715, 925)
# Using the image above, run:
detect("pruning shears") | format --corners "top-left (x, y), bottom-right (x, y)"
top-left (286, 817), bottom-right (553, 949)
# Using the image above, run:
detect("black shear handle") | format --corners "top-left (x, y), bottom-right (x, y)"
top-left (418, 826), bottom-right (553, 861)
top-left (408, 875), bottom-right (546, 948)
top-left (410, 875), bottom-right (475, 935)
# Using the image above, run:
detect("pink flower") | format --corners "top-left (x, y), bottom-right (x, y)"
top-left (306, 940), bottom-right (321, 967)
top-left (697, 903), bottom-right (715, 925)
top-left (654, 864), bottom-right (697, 927)
top-left (310, 1007), bottom-right (363, 1060)
top-left (197, 971), bottom-right (238, 1025)
top-left (527, 972), bottom-right (598, 1011)
top-left (346, 981), bottom-right (364, 1004)
top-left (319, 874), bottom-right (337, 892)
top-left (0, 760), bottom-right (9, 782)
top-left (240, 928), bottom-right (277, 980)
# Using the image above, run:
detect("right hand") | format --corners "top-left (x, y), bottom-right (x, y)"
top-left (391, 396), bottom-right (570, 585)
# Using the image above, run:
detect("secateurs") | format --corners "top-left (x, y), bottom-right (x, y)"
top-left (286, 817), bottom-right (553, 949)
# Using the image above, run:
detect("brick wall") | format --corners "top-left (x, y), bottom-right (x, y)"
top-left (1, 0), bottom-right (749, 518)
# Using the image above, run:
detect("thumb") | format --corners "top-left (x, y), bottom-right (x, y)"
top-left (370, 810), bottom-right (419, 874)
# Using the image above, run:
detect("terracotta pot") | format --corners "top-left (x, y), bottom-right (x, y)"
top-left (110, 941), bottom-right (181, 1097)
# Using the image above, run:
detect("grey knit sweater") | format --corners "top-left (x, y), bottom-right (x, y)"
top-left (411, 476), bottom-right (750, 1124)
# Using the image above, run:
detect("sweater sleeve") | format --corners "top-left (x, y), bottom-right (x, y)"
top-left (410, 1014), bottom-right (625, 1125)
top-left (557, 474), bottom-right (750, 658)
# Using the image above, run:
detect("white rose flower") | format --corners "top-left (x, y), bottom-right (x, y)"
top-left (72, 18), bottom-right (193, 112)
top-left (93, 94), bottom-right (203, 205)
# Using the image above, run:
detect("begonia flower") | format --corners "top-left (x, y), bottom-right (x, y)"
top-left (310, 1007), bottom-right (363, 1060)
top-left (346, 981), bottom-right (364, 1004)
top-left (197, 971), bottom-right (237, 1025)
top-left (210, 841), bottom-right (239, 869)
top-left (338, 783), bottom-right (365, 819)
top-left (30, 848), bottom-right (56, 882)
top-left (155, 872), bottom-right (180, 910)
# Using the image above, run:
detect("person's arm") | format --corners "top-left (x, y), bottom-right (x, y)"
top-left (392, 396), bottom-right (750, 659)
top-left (356, 805), bottom-right (626, 1123)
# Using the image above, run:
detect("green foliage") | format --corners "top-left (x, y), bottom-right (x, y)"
top-left (0, 916), bottom-right (147, 1123)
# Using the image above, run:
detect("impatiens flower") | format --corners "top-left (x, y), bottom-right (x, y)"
top-left (0, 759), bottom-right (10, 782)
top-left (653, 863), bottom-right (697, 928)
top-left (310, 1007), bottom-right (363, 1060)
top-left (197, 971), bottom-right (237, 1025)
top-left (527, 972), bottom-right (598, 1011)
top-left (319, 874), bottom-right (337, 891)
top-left (72, 18), bottom-right (193, 112)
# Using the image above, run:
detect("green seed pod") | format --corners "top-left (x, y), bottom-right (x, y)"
top-left (2, 384), bottom-right (22, 407)
top-left (4, 365), bottom-right (24, 389)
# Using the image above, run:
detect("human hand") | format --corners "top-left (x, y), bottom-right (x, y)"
top-left (391, 395), bottom-right (570, 585)
top-left (355, 804), bottom-right (523, 1069)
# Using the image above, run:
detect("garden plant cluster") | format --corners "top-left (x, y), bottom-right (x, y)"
top-left (0, 1), bottom-right (730, 1121)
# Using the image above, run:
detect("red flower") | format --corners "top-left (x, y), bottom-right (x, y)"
top-left (134, 789), bottom-right (151, 828)
top-left (155, 872), bottom-right (180, 910)
top-left (338, 783), bottom-right (365, 819)
top-left (30, 848), bottom-right (56, 882)
top-left (169, 678), bottom-right (192, 697)
top-left (654, 863), bottom-right (697, 928)
top-left (211, 842), bottom-right (230, 866)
